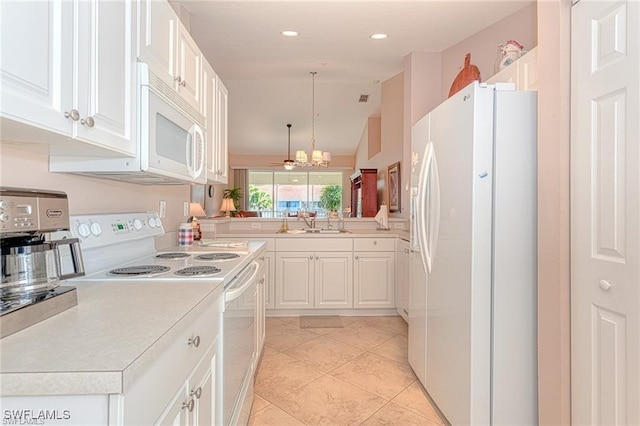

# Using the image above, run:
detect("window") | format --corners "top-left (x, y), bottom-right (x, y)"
top-left (247, 171), bottom-right (343, 217)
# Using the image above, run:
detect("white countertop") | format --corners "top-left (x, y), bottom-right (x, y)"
top-left (0, 242), bottom-right (266, 397)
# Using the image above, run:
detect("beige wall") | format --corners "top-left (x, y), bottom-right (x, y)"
top-left (0, 145), bottom-right (190, 247)
top-left (536, 0), bottom-right (572, 424)
top-left (354, 72), bottom-right (405, 215)
top-left (440, 3), bottom-right (538, 100)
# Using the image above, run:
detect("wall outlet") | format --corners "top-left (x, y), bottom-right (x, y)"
top-left (159, 201), bottom-right (167, 218)
top-left (393, 223), bottom-right (404, 229)
top-left (183, 202), bottom-right (189, 217)
top-left (251, 223), bottom-right (261, 229)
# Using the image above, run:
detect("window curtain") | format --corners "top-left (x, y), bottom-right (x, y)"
top-left (233, 169), bottom-right (248, 211)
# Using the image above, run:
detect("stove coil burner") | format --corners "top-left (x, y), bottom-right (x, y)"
top-left (175, 266), bottom-right (222, 277)
top-left (195, 253), bottom-right (241, 261)
top-left (156, 252), bottom-right (191, 259)
top-left (109, 265), bottom-right (171, 276)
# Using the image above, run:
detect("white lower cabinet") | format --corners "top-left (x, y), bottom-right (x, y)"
top-left (396, 240), bottom-right (410, 321)
top-left (275, 252), bottom-right (314, 309)
top-left (256, 255), bottom-right (267, 359)
top-left (354, 251), bottom-right (396, 309)
top-left (122, 293), bottom-right (222, 426)
top-left (275, 251), bottom-right (353, 309)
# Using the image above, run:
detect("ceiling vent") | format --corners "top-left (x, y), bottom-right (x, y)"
top-left (359, 94), bottom-right (369, 103)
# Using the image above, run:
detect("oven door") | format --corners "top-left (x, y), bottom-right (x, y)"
top-left (222, 260), bottom-right (258, 425)
top-left (141, 86), bottom-right (206, 184)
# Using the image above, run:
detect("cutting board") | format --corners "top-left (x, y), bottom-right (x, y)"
top-left (448, 53), bottom-right (481, 98)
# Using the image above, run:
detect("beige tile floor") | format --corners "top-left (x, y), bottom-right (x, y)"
top-left (249, 316), bottom-right (446, 426)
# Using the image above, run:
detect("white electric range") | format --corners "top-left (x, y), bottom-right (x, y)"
top-left (65, 212), bottom-right (262, 426)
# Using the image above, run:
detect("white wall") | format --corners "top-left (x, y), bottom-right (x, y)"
top-left (0, 145), bottom-right (190, 248)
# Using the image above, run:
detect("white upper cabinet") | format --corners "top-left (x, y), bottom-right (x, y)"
top-left (138, 0), bottom-right (203, 117)
top-left (0, 1), bottom-right (72, 136)
top-left (203, 59), bottom-right (228, 184)
top-left (486, 47), bottom-right (538, 91)
top-left (213, 79), bottom-right (229, 183)
top-left (0, 0), bottom-right (137, 156)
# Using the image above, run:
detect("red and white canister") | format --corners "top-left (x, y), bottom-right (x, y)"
top-left (178, 222), bottom-right (194, 246)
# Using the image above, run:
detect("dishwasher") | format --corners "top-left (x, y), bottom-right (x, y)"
top-left (219, 260), bottom-right (259, 425)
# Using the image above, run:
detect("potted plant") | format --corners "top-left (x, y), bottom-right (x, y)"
top-left (223, 187), bottom-right (243, 217)
top-left (319, 185), bottom-right (342, 217)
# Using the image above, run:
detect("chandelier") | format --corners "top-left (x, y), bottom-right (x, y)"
top-left (295, 72), bottom-right (331, 167)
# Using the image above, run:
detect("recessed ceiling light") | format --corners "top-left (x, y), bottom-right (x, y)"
top-left (370, 33), bottom-right (388, 40)
top-left (281, 30), bottom-right (299, 37)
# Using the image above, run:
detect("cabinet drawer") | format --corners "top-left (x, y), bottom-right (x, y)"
top-left (276, 238), bottom-right (352, 252)
top-left (123, 290), bottom-right (222, 425)
top-left (353, 238), bottom-right (395, 252)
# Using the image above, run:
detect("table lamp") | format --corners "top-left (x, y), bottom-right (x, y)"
top-left (188, 203), bottom-right (206, 241)
top-left (220, 198), bottom-right (236, 218)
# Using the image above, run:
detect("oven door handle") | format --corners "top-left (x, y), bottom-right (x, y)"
top-left (225, 261), bottom-right (259, 303)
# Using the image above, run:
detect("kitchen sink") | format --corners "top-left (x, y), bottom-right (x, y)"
top-left (276, 228), bottom-right (351, 234)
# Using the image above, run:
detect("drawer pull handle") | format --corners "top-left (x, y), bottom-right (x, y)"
top-left (191, 387), bottom-right (203, 399)
top-left (182, 398), bottom-right (194, 412)
top-left (355, 255), bottom-right (359, 260)
top-left (373, 240), bottom-right (378, 245)
top-left (80, 116), bottom-right (95, 127)
top-left (180, 79), bottom-right (187, 87)
top-left (403, 249), bottom-right (410, 254)
top-left (315, 256), bottom-right (319, 260)
top-left (174, 75), bottom-right (182, 83)
top-left (309, 255), bottom-right (313, 260)
top-left (188, 335), bottom-right (201, 348)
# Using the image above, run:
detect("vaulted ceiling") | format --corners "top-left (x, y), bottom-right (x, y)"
top-left (178, 0), bottom-right (533, 158)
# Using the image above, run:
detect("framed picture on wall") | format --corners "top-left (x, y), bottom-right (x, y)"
top-left (387, 161), bottom-right (401, 213)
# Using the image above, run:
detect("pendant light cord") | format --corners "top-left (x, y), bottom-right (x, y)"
top-left (311, 71), bottom-right (316, 152)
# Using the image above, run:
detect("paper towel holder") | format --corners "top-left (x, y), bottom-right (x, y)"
top-left (375, 203), bottom-right (390, 231)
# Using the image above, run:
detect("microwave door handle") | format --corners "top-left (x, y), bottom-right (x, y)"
top-left (186, 127), bottom-right (196, 178)
top-left (193, 126), bottom-right (205, 178)
top-left (225, 261), bottom-right (259, 303)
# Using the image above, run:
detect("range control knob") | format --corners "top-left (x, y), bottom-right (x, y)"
top-left (0, 213), bottom-right (9, 222)
top-left (133, 219), bottom-right (143, 230)
top-left (0, 200), bottom-right (7, 210)
top-left (149, 217), bottom-right (159, 228)
top-left (90, 222), bottom-right (102, 236)
top-left (77, 223), bottom-right (91, 238)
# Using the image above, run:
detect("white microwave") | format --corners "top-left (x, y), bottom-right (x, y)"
top-left (50, 62), bottom-right (206, 185)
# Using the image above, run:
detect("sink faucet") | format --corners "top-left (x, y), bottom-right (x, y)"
top-left (298, 212), bottom-right (316, 229)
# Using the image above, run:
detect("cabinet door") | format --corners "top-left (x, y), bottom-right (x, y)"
top-left (396, 241), bottom-right (410, 320)
top-left (190, 343), bottom-right (217, 426)
top-left (275, 252), bottom-right (313, 309)
top-left (0, 0), bottom-right (72, 134)
top-left (138, 0), bottom-right (177, 87)
top-left (315, 252), bottom-right (353, 308)
top-left (155, 383), bottom-right (189, 426)
top-left (485, 63), bottom-right (517, 86)
top-left (354, 251), bottom-right (396, 308)
top-left (213, 79), bottom-right (229, 183)
top-left (75, 0), bottom-right (136, 155)
top-left (176, 25), bottom-right (202, 114)
top-left (203, 60), bottom-right (218, 182)
top-left (518, 47), bottom-right (538, 91)
top-left (263, 252), bottom-right (275, 309)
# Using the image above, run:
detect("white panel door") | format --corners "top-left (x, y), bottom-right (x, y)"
top-left (571, 1), bottom-right (640, 425)
top-left (0, 0), bottom-right (72, 133)
top-left (353, 252), bottom-right (395, 308)
top-left (176, 25), bottom-right (202, 114)
top-left (315, 252), bottom-right (353, 308)
top-left (75, 0), bottom-right (136, 155)
top-left (275, 252), bottom-right (313, 309)
top-left (138, 0), bottom-right (177, 87)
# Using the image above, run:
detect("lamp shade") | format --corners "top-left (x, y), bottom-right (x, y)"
top-left (220, 198), bottom-right (236, 217)
top-left (189, 203), bottom-right (206, 218)
top-left (296, 150), bottom-right (308, 163)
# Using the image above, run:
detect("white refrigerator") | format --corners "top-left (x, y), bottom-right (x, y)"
top-left (408, 82), bottom-right (538, 425)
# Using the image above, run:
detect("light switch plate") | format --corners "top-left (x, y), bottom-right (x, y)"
top-left (251, 223), bottom-right (261, 229)
top-left (183, 202), bottom-right (189, 217)
top-left (159, 201), bottom-right (167, 218)
top-left (393, 223), bottom-right (404, 229)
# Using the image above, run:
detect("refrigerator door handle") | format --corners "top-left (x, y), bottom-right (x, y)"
top-left (417, 141), bottom-right (441, 275)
